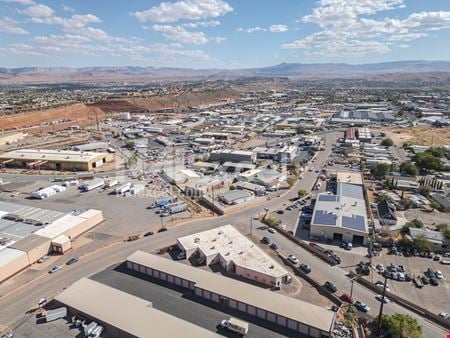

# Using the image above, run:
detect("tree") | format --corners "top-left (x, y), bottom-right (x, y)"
top-left (371, 163), bottom-right (391, 178)
top-left (298, 189), bottom-right (308, 197)
top-left (399, 160), bottom-right (419, 176)
top-left (287, 177), bottom-right (297, 188)
top-left (404, 218), bottom-right (424, 229)
top-left (412, 235), bottom-right (432, 252)
top-left (382, 314), bottom-right (422, 338)
top-left (418, 185), bottom-right (431, 197)
top-left (127, 153), bottom-right (138, 167)
top-left (375, 193), bottom-right (394, 203)
top-left (125, 140), bottom-right (135, 150)
top-left (380, 138), bottom-right (394, 147)
top-left (413, 151), bottom-right (443, 173)
top-left (443, 228), bottom-right (450, 239)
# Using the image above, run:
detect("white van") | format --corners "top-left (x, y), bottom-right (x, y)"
top-left (220, 317), bottom-right (249, 335)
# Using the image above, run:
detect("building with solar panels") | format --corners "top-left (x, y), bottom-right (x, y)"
top-left (310, 181), bottom-right (368, 245)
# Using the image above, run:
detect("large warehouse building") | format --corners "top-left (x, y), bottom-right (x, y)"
top-left (310, 175), bottom-right (369, 245)
top-left (0, 149), bottom-right (114, 171)
top-left (127, 251), bottom-right (335, 338)
top-left (55, 278), bottom-right (219, 338)
top-left (177, 224), bottom-right (291, 287)
top-left (0, 201), bottom-right (104, 282)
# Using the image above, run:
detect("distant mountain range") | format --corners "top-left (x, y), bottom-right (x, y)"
top-left (1, 60), bottom-right (450, 83)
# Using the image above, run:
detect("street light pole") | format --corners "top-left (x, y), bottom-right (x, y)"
top-left (349, 278), bottom-right (355, 302)
top-left (250, 217), bottom-right (253, 236)
top-left (376, 274), bottom-right (389, 337)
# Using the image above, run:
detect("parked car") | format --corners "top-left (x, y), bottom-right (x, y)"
top-left (433, 254), bottom-right (442, 261)
top-left (49, 265), bottom-right (62, 274)
top-left (268, 227), bottom-right (277, 234)
top-left (435, 270), bottom-right (444, 279)
top-left (270, 243), bottom-right (278, 250)
top-left (324, 281), bottom-right (338, 293)
top-left (144, 231), bottom-right (154, 237)
top-left (262, 236), bottom-right (271, 244)
top-left (421, 276), bottom-right (429, 285)
top-left (354, 301), bottom-right (370, 312)
top-left (430, 277), bottom-right (439, 286)
top-left (66, 257), bottom-right (79, 265)
top-left (300, 263), bottom-right (311, 273)
top-left (375, 281), bottom-right (390, 291)
top-left (157, 228), bottom-right (168, 233)
top-left (288, 255), bottom-right (299, 264)
top-left (38, 255), bottom-right (49, 264)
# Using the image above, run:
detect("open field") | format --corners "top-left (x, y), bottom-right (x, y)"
top-left (0, 103), bottom-right (106, 133)
top-left (383, 127), bottom-right (450, 146)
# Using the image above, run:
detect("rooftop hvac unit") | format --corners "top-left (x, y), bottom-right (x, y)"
top-left (210, 246), bottom-right (215, 250)
top-left (269, 265), bottom-right (274, 269)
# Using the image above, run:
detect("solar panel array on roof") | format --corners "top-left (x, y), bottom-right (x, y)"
top-left (339, 183), bottom-right (364, 200)
top-left (318, 195), bottom-right (338, 202)
top-left (313, 210), bottom-right (337, 226)
top-left (342, 215), bottom-right (366, 231)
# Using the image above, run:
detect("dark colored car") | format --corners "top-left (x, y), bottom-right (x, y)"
top-left (66, 257), bottom-right (79, 265)
top-left (421, 276), bottom-right (429, 285)
top-left (300, 263), bottom-right (311, 273)
top-left (354, 301), bottom-right (369, 312)
top-left (270, 243), bottom-right (279, 250)
top-left (144, 231), bottom-right (154, 237)
top-left (157, 228), bottom-right (168, 233)
top-left (262, 236), bottom-right (271, 244)
top-left (324, 281), bottom-right (338, 293)
top-left (430, 277), bottom-right (439, 286)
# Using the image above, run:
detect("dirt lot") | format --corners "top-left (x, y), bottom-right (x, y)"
top-left (383, 127), bottom-right (450, 146)
top-left (0, 103), bottom-right (106, 133)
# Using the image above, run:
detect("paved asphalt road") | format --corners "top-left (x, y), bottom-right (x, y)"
top-left (0, 131), bottom-right (446, 337)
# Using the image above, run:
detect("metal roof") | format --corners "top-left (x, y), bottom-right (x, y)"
top-left (55, 278), bottom-right (219, 338)
top-left (127, 251), bottom-right (335, 334)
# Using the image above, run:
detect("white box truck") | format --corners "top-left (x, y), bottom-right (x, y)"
top-left (115, 182), bottom-right (131, 195)
top-left (80, 178), bottom-right (104, 192)
top-left (220, 317), bottom-right (249, 335)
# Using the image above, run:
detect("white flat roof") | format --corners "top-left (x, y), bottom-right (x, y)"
top-left (0, 149), bottom-right (108, 163)
top-left (55, 278), bottom-right (219, 338)
top-left (127, 251), bottom-right (335, 333)
top-left (35, 214), bottom-right (85, 239)
top-left (336, 172), bottom-right (363, 186)
top-left (0, 247), bottom-right (27, 266)
top-left (178, 225), bottom-right (288, 278)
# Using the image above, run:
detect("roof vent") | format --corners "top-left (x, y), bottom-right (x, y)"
top-left (239, 251), bottom-right (244, 255)
top-left (210, 246), bottom-right (215, 250)
top-left (228, 241), bottom-right (233, 244)
top-left (269, 265), bottom-right (274, 269)
top-left (225, 252), bottom-right (230, 256)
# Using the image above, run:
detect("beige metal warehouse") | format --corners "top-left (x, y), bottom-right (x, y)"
top-left (126, 251), bottom-right (335, 338)
top-left (55, 278), bottom-right (220, 338)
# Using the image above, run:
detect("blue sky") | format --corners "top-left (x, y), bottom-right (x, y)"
top-left (1, 0), bottom-right (450, 68)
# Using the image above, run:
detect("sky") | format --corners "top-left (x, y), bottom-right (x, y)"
top-left (1, 0), bottom-right (450, 68)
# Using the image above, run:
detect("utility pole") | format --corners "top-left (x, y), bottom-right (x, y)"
top-left (376, 274), bottom-right (389, 337)
top-left (250, 217), bottom-right (253, 236)
top-left (349, 278), bottom-right (355, 303)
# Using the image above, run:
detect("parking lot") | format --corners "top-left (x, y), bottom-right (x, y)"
top-left (337, 249), bottom-right (450, 315)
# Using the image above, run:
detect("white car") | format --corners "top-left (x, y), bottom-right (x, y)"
top-left (375, 281), bottom-right (390, 291)
top-left (288, 255), bottom-right (299, 264)
top-left (299, 175), bottom-right (304, 179)
top-left (435, 270), bottom-right (444, 279)
top-left (49, 265), bottom-right (62, 274)
top-left (268, 227), bottom-right (277, 234)
top-left (375, 294), bottom-right (390, 303)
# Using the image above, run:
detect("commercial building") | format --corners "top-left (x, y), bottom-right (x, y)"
top-left (177, 225), bottom-right (290, 287)
top-left (160, 167), bottom-right (201, 185)
top-left (209, 149), bottom-right (255, 164)
top-left (336, 172), bottom-right (363, 186)
top-left (127, 251), bottom-right (335, 338)
top-left (72, 142), bottom-right (109, 152)
top-left (430, 193), bottom-right (450, 212)
top-left (310, 181), bottom-right (369, 245)
top-left (55, 278), bottom-right (219, 338)
top-left (217, 190), bottom-right (255, 205)
top-left (0, 149), bottom-right (114, 171)
top-left (0, 201), bottom-right (103, 282)
top-left (331, 110), bottom-right (395, 124)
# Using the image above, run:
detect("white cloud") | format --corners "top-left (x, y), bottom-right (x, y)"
top-left (0, 0), bottom-right (35, 5)
top-left (182, 20), bottom-right (220, 28)
top-left (0, 16), bottom-right (29, 34)
top-left (23, 3), bottom-right (54, 17)
top-left (151, 24), bottom-right (209, 44)
top-left (238, 24), bottom-right (288, 33)
top-left (269, 24), bottom-right (288, 33)
top-left (132, 0), bottom-right (233, 23)
top-left (282, 1), bottom-right (450, 56)
top-left (237, 26), bottom-right (266, 33)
